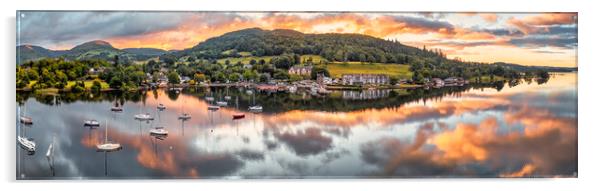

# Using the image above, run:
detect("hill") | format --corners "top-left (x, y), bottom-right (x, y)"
top-left (17, 40), bottom-right (167, 64)
top-left (177, 28), bottom-right (438, 65)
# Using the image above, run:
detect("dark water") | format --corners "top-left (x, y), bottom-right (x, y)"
top-left (16, 73), bottom-right (577, 179)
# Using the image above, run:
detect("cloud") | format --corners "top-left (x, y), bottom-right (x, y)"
top-left (275, 127), bottom-right (333, 156)
top-left (507, 13), bottom-right (577, 34)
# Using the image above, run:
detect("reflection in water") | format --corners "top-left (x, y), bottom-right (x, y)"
top-left (16, 73), bottom-right (577, 179)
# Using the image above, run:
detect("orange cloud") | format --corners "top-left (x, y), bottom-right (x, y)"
top-left (501, 163), bottom-right (536, 178)
top-left (507, 13), bottom-right (576, 34)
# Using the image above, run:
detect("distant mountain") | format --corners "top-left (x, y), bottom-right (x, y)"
top-left (17, 40), bottom-right (167, 64)
top-left (17, 45), bottom-right (67, 64)
top-left (493, 62), bottom-right (577, 73)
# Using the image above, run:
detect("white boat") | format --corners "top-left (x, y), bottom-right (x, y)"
top-left (216, 101), bottom-right (228, 107)
top-left (205, 96), bottom-right (214, 102)
top-left (208, 105), bottom-right (220, 111)
top-left (178, 113), bottom-right (191, 120)
top-left (224, 96), bottom-right (232, 100)
top-left (18, 136), bottom-right (36, 152)
top-left (157, 104), bottom-right (166, 110)
top-left (20, 116), bottom-right (33, 125)
top-left (134, 113), bottom-right (154, 120)
top-left (245, 90), bottom-right (253, 95)
top-left (249, 105), bottom-right (263, 112)
top-left (97, 120), bottom-right (122, 152)
top-left (150, 127), bottom-right (168, 136)
top-left (84, 119), bottom-right (100, 127)
top-left (248, 92), bottom-right (262, 113)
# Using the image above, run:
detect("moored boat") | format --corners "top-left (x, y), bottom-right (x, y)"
top-left (134, 113), bottom-right (154, 120)
top-left (18, 136), bottom-right (36, 153)
top-left (157, 104), bottom-right (166, 110)
top-left (150, 127), bottom-right (168, 136)
top-left (84, 119), bottom-right (100, 127)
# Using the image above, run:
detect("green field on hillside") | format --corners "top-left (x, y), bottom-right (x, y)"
top-left (325, 62), bottom-right (412, 79)
top-left (217, 54), bottom-right (326, 65)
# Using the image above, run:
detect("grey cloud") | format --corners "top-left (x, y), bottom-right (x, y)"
top-left (19, 11), bottom-right (195, 47)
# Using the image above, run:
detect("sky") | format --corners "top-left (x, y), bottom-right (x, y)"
top-left (17, 11), bottom-right (577, 67)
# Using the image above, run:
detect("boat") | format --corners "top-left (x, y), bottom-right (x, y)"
top-left (19, 106), bottom-right (33, 125)
top-left (20, 116), bottom-right (33, 125)
top-left (216, 101), bottom-right (228, 107)
top-left (97, 120), bottom-right (122, 152)
top-left (134, 113), bottom-right (154, 120)
top-left (208, 105), bottom-right (220, 111)
top-left (84, 119), bottom-right (100, 127)
top-left (249, 105), bottom-right (263, 113)
top-left (224, 96), bottom-right (231, 100)
top-left (248, 92), bottom-right (263, 113)
top-left (110, 106), bottom-right (123, 112)
top-left (245, 90), bottom-right (253, 95)
top-left (205, 96), bottom-right (214, 102)
top-left (233, 113), bottom-right (245, 120)
top-left (18, 136), bottom-right (36, 152)
top-left (178, 113), bottom-right (191, 120)
top-left (150, 127), bottom-right (168, 136)
top-left (157, 104), bottom-right (166, 110)
top-left (232, 96), bottom-right (245, 120)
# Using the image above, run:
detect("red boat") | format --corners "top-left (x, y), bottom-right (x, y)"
top-left (232, 113), bottom-right (245, 120)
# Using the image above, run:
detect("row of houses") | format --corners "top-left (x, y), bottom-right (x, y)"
top-left (341, 74), bottom-right (390, 85)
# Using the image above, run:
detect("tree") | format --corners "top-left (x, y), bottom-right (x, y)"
top-left (228, 73), bottom-right (242, 82)
top-left (91, 80), bottom-right (102, 93)
top-left (194, 73), bottom-right (207, 83)
top-left (310, 66), bottom-right (330, 80)
top-left (109, 75), bottom-right (123, 89)
top-left (259, 73), bottom-right (270, 83)
top-left (242, 70), bottom-right (258, 81)
top-left (273, 69), bottom-right (290, 80)
top-left (131, 71), bottom-right (146, 85)
top-left (167, 71), bottom-right (180, 85)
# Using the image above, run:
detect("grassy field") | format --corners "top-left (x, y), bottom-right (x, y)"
top-left (217, 54), bottom-right (327, 65)
top-left (325, 62), bottom-right (412, 79)
top-left (66, 80), bottom-right (110, 89)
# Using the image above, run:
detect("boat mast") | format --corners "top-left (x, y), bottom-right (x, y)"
top-left (105, 119), bottom-right (108, 143)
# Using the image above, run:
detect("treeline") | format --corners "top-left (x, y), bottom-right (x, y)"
top-left (178, 28), bottom-right (444, 64)
top-left (16, 58), bottom-right (108, 90)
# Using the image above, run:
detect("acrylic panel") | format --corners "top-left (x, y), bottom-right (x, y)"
top-left (15, 11), bottom-right (577, 179)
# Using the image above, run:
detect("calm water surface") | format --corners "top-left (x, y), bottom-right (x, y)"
top-left (16, 73), bottom-right (577, 179)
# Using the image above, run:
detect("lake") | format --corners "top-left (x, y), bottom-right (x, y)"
top-left (15, 72), bottom-right (577, 179)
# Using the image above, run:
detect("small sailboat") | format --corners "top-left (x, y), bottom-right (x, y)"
top-left (134, 113), bottom-right (154, 120)
top-left (18, 136), bottom-right (36, 153)
top-left (178, 98), bottom-right (191, 120)
top-left (178, 113), bottom-right (191, 120)
top-left (19, 106), bottom-right (33, 125)
top-left (135, 104), bottom-right (154, 120)
top-left (248, 91), bottom-right (263, 113)
top-left (17, 109), bottom-right (35, 153)
top-left (150, 127), bottom-right (168, 136)
top-left (208, 105), bottom-right (220, 111)
top-left (216, 101), bottom-right (228, 107)
top-left (249, 105), bottom-right (263, 112)
top-left (97, 120), bottom-right (122, 152)
top-left (84, 119), bottom-right (100, 127)
top-left (110, 101), bottom-right (123, 112)
top-left (157, 103), bottom-right (166, 110)
top-left (232, 96), bottom-right (245, 120)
